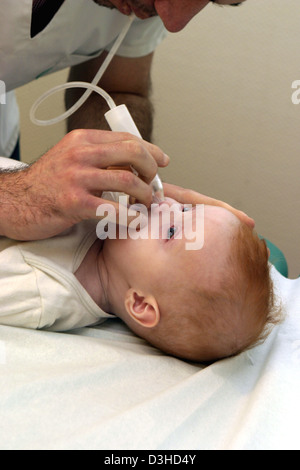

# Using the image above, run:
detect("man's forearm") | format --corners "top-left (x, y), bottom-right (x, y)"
top-left (0, 166), bottom-right (36, 239)
top-left (66, 91), bottom-right (154, 142)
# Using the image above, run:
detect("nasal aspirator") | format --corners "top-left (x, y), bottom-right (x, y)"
top-left (105, 104), bottom-right (164, 201)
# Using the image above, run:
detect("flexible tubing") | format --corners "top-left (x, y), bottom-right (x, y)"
top-left (30, 82), bottom-right (117, 126)
top-left (30, 14), bottom-right (135, 126)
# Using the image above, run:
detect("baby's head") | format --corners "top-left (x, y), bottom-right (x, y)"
top-left (103, 199), bottom-right (281, 362)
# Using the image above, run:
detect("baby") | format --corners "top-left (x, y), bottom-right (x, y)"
top-left (0, 197), bottom-right (281, 362)
top-left (92, 198), bottom-right (281, 362)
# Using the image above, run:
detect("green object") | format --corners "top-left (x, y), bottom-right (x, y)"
top-left (260, 236), bottom-right (289, 278)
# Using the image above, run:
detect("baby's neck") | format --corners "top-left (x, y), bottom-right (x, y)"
top-left (74, 239), bottom-right (108, 310)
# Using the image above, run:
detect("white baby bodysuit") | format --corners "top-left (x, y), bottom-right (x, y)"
top-left (0, 219), bottom-right (114, 331)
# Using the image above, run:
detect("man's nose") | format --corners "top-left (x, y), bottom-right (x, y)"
top-left (155, 0), bottom-right (210, 32)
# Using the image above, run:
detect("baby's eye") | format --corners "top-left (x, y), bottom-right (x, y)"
top-left (167, 226), bottom-right (177, 239)
top-left (182, 205), bottom-right (192, 212)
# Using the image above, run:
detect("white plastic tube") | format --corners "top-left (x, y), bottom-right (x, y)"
top-left (30, 82), bottom-right (117, 126)
top-left (30, 14), bottom-right (135, 126)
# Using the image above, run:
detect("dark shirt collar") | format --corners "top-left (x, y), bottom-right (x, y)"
top-left (31, 0), bottom-right (65, 38)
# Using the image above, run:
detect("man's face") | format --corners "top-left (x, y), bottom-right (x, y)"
top-left (92, 1), bottom-right (246, 32)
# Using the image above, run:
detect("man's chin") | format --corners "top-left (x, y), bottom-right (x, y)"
top-left (92, 1), bottom-right (158, 19)
top-left (92, 0), bottom-right (116, 9)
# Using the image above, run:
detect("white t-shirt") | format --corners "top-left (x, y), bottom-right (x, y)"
top-left (0, 220), bottom-right (114, 331)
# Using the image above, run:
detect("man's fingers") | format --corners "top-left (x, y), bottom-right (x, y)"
top-left (163, 183), bottom-right (215, 206)
top-left (85, 168), bottom-right (153, 207)
top-left (67, 129), bottom-right (130, 145)
top-left (163, 182), bottom-right (255, 228)
top-left (82, 140), bottom-right (167, 183)
top-left (71, 129), bottom-right (169, 170)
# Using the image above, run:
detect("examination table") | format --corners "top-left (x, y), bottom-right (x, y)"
top-left (0, 157), bottom-right (299, 450)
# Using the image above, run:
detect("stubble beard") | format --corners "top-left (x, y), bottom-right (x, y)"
top-left (92, 1), bottom-right (157, 17)
top-left (92, 0), bottom-right (115, 8)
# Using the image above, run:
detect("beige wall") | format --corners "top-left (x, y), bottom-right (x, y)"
top-left (16, 0), bottom-right (299, 278)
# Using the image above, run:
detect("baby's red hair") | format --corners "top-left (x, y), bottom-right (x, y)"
top-left (213, 222), bottom-right (283, 359)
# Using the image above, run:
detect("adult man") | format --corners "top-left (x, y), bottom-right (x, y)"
top-left (0, 0), bottom-right (248, 241)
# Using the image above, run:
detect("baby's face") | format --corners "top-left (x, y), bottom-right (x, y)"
top-left (104, 198), bottom-right (241, 295)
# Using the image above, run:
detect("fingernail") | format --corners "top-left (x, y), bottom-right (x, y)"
top-left (163, 153), bottom-right (170, 165)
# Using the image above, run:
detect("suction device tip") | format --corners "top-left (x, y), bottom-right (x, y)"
top-left (151, 175), bottom-right (165, 203)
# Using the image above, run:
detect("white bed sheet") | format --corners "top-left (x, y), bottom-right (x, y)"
top-left (0, 266), bottom-right (299, 450)
top-left (0, 156), bottom-right (299, 449)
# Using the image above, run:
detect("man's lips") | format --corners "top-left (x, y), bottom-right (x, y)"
top-left (130, 5), bottom-right (152, 19)
top-left (116, 0), bottom-right (157, 19)
top-left (115, 1), bottom-right (132, 15)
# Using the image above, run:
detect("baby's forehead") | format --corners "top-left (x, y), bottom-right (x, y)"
top-left (204, 205), bottom-right (240, 224)
top-left (204, 208), bottom-right (241, 249)
top-left (186, 209), bottom-right (240, 280)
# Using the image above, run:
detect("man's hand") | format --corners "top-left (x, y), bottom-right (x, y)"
top-left (0, 129), bottom-right (169, 241)
top-left (163, 182), bottom-right (255, 229)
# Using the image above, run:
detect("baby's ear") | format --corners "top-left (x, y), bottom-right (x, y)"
top-left (124, 289), bottom-right (160, 328)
